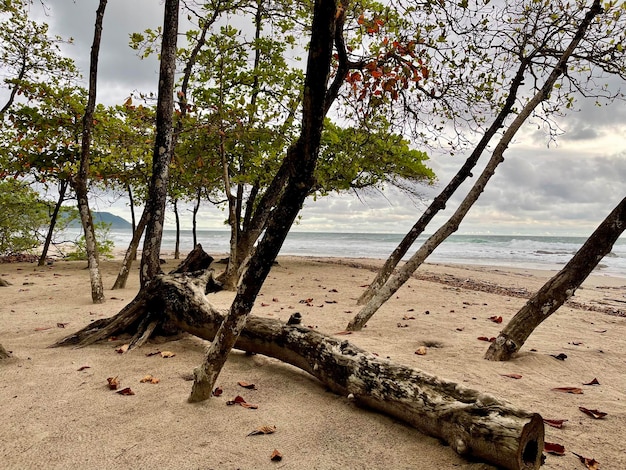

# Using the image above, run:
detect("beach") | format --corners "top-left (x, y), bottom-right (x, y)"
top-left (1, 255), bottom-right (625, 469)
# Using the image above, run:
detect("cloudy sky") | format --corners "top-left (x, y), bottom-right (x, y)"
top-left (25, 1), bottom-right (626, 236)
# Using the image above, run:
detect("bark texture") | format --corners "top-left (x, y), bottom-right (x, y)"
top-left (112, 210), bottom-right (148, 290)
top-left (52, 261), bottom-right (544, 470)
top-left (73, 0), bottom-right (107, 304)
top-left (139, 0), bottom-right (179, 287)
top-left (485, 197), bottom-right (626, 361)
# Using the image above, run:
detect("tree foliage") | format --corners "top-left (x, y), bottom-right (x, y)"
top-left (0, 178), bottom-right (48, 254)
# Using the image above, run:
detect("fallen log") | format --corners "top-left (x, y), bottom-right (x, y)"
top-left (53, 269), bottom-right (544, 470)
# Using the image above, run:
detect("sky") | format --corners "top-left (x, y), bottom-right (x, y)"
top-left (19, 1), bottom-right (626, 236)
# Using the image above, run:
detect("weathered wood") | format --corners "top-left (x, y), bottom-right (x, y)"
top-left (53, 269), bottom-right (544, 470)
top-left (485, 196), bottom-right (626, 361)
top-left (168, 244), bottom-right (213, 275)
top-left (0, 278), bottom-right (11, 287)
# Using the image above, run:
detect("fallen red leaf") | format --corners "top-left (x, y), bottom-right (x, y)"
top-left (579, 407), bottom-right (607, 419)
top-left (573, 452), bottom-right (600, 470)
top-left (56, 322), bottom-right (69, 328)
top-left (477, 336), bottom-right (496, 342)
top-left (212, 387), bottom-right (223, 397)
top-left (270, 449), bottom-right (283, 461)
top-left (117, 387), bottom-right (135, 396)
top-left (501, 373), bottom-right (522, 380)
top-left (488, 315), bottom-right (503, 323)
top-left (77, 365), bottom-right (91, 371)
top-left (238, 381), bottom-right (258, 390)
top-left (543, 418), bottom-right (568, 428)
top-left (115, 344), bottom-right (129, 354)
top-left (583, 378), bottom-right (600, 386)
top-left (107, 376), bottom-right (120, 390)
top-left (544, 442), bottom-right (565, 456)
top-left (260, 302), bottom-right (269, 307)
top-left (551, 387), bottom-right (583, 394)
top-left (550, 353), bottom-right (568, 361)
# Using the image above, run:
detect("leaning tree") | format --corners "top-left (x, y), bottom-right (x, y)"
top-left (485, 196), bottom-right (626, 361)
top-left (347, 0), bottom-right (626, 331)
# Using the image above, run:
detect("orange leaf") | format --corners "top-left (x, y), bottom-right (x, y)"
top-left (551, 387), bottom-right (583, 394)
top-left (248, 425), bottom-right (276, 436)
top-left (240, 402), bottom-right (259, 409)
top-left (270, 449), bottom-right (283, 461)
top-left (160, 351), bottom-right (176, 358)
top-left (140, 374), bottom-right (160, 384)
top-left (579, 407), bottom-right (607, 419)
top-left (544, 442), bottom-right (565, 456)
top-left (415, 346), bottom-right (427, 355)
top-left (117, 387), bottom-right (135, 396)
top-left (488, 315), bottom-right (503, 323)
top-left (116, 344), bottom-right (129, 354)
top-left (477, 336), bottom-right (496, 342)
top-left (501, 373), bottom-right (522, 380)
top-left (238, 381), bottom-right (258, 390)
top-left (573, 453), bottom-right (600, 470)
top-left (543, 418), bottom-right (568, 428)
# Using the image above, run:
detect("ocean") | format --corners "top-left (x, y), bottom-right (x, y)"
top-left (85, 228), bottom-right (626, 278)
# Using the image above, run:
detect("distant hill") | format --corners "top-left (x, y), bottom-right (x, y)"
top-left (68, 212), bottom-right (132, 229)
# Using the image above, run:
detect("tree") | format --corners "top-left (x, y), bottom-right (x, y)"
top-left (0, 1), bottom-right (77, 117)
top-left (347, 0), bottom-right (625, 331)
top-left (0, 179), bottom-right (49, 254)
top-left (138, 0), bottom-right (179, 287)
top-left (485, 196), bottom-right (626, 361)
top-left (72, 0), bottom-right (107, 304)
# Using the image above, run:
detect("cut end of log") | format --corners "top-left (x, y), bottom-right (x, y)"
top-left (517, 413), bottom-right (544, 470)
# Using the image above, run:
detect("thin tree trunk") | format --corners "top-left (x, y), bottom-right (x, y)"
top-left (173, 199), bottom-right (181, 260)
top-left (139, 0), bottom-right (179, 287)
top-left (485, 196), bottom-right (626, 361)
top-left (192, 188), bottom-right (201, 247)
top-left (74, 0), bottom-right (107, 304)
top-left (38, 179), bottom-right (69, 266)
top-left (111, 209), bottom-right (148, 290)
top-left (188, 0), bottom-right (339, 402)
top-left (346, 0), bottom-right (603, 331)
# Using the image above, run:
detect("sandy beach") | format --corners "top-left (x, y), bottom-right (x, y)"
top-left (1, 255), bottom-right (625, 469)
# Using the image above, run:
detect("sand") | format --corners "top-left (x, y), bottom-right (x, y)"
top-left (1, 255), bottom-right (625, 469)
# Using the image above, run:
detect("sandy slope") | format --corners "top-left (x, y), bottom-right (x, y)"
top-left (1, 256), bottom-right (625, 469)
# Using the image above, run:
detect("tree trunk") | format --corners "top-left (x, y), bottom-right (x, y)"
top-left (0, 342), bottom-right (10, 359)
top-left (127, 184), bottom-right (137, 260)
top-left (111, 209), bottom-right (148, 290)
top-left (188, 0), bottom-right (339, 403)
top-left (0, 278), bottom-right (11, 287)
top-left (139, 0), bottom-right (179, 287)
top-left (172, 198), bottom-right (181, 260)
top-left (73, 0), bottom-right (107, 304)
top-left (38, 179), bottom-right (69, 266)
top-left (485, 197), bottom-right (626, 361)
top-left (52, 259), bottom-right (544, 470)
top-left (346, 0), bottom-right (604, 331)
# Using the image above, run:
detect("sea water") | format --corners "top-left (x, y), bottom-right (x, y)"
top-left (89, 229), bottom-right (626, 278)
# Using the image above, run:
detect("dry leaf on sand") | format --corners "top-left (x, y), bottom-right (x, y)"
top-left (247, 425), bottom-right (276, 436)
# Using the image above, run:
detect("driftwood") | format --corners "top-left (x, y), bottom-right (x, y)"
top-left (53, 265), bottom-right (544, 470)
top-left (0, 278), bottom-right (11, 287)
